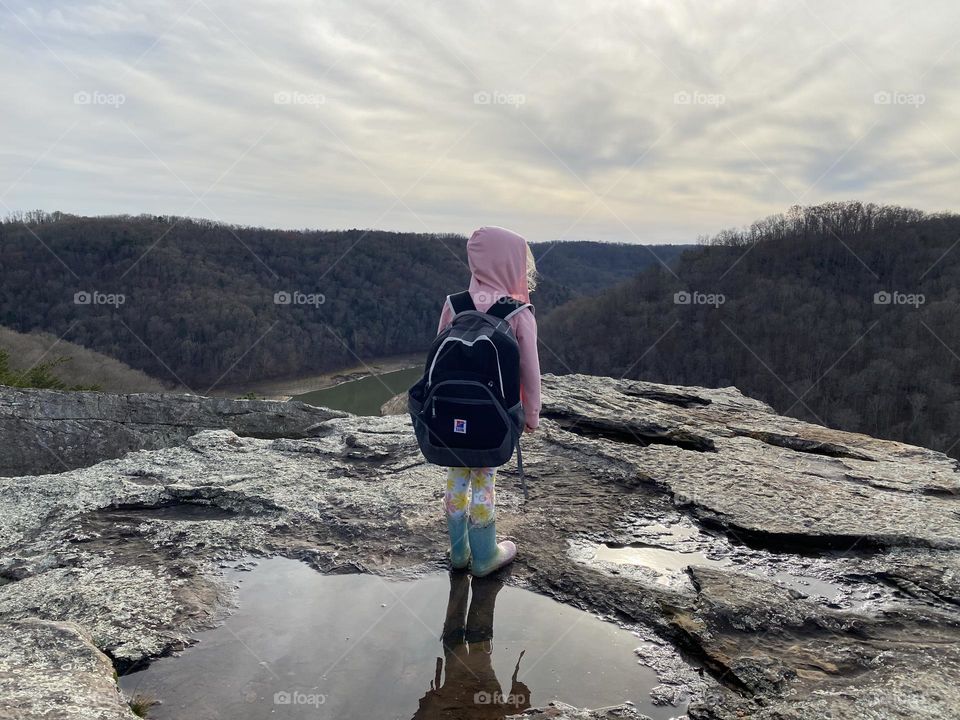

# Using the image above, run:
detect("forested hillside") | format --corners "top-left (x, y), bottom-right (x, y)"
top-left (0, 213), bottom-right (681, 389)
top-left (539, 202), bottom-right (960, 458)
top-left (531, 241), bottom-right (685, 308)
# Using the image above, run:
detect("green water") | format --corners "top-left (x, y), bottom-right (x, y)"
top-left (293, 366), bottom-right (422, 416)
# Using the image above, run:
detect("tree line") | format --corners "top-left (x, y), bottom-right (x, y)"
top-left (539, 201), bottom-right (960, 459)
top-left (0, 212), bottom-right (678, 391)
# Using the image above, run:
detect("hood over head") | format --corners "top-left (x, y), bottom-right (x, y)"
top-left (467, 226), bottom-right (530, 304)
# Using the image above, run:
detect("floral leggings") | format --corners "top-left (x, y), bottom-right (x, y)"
top-left (444, 467), bottom-right (497, 526)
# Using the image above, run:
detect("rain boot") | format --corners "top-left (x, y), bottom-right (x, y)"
top-left (467, 520), bottom-right (516, 577)
top-left (447, 513), bottom-right (471, 570)
top-left (464, 576), bottom-right (503, 643)
top-left (441, 571), bottom-right (471, 648)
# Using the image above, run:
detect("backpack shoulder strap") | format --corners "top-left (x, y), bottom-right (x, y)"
top-left (448, 291), bottom-right (476, 315)
top-left (486, 296), bottom-right (533, 321)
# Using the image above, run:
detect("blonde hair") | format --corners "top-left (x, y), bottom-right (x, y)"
top-left (525, 243), bottom-right (538, 293)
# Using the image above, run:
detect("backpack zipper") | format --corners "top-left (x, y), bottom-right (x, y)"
top-left (426, 334), bottom-right (505, 396)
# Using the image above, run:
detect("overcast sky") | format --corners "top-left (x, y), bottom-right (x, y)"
top-left (1, 0), bottom-right (958, 243)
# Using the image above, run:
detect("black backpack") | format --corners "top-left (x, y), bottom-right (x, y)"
top-left (408, 291), bottom-right (531, 497)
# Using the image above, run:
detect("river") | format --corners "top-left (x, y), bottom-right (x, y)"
top-left (292, 365), bottom-right (422, 416)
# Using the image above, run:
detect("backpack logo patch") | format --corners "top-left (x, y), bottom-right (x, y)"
top-left (453, 418), bottom-right (467, 434)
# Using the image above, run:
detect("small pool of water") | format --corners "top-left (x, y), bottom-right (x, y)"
top-left (592, 543), bottom-right (844, 601)
top-left (595, 544), bottom-right (726, 576)
top-left (121, 558), bottom-right (683, 719)
top-left (293, 366), bottom-right (421, 416)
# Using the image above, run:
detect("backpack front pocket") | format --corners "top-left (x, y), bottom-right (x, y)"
top-left (426, 390), bottom-right (509, 452)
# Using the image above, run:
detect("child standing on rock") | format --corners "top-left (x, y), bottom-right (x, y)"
top-left (410, 226), bottom-right (541, 577)
top-left (439, 227), bottom-right (541, 575)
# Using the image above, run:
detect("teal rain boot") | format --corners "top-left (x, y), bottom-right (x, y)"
top-left (467, 520), bottom-right (516, 577)
top-left (464, 576), bottom-right (503, 643)
top-left (447, 513), bottom-right (471, 570)
top-left (441, 571), bottom-right (471, 647)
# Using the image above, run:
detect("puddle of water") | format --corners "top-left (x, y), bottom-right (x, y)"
top-left (749, 568), bottom-right (845, 601)
top-left (591, 543), bottom-right (845, 601)
top-left (595, 544), bottom-right (726, 576)
top-left (120, 558), bottom-right (683, 720)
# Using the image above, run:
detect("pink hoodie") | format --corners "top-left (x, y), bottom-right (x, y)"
top-left (436, 226), bottom-right (542, 429)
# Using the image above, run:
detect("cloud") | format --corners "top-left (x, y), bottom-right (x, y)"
top-left (1, 0), bottom-right (958, 242)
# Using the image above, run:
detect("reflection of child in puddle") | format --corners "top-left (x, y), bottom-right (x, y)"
top-left (411, 573), bottom-right (531, 719)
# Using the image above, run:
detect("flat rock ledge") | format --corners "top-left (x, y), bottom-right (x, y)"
top-left (1, 618), bottom-right (135, 720)
top-left (1, 373), bottom-right (959, 720)
top-left (0, 386), bottom-right (345, 477)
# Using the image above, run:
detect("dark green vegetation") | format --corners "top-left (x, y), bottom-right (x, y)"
top-left (0, 213), bottom-right (681, 391)
top-left (539, 202), bottom-right (960, 458)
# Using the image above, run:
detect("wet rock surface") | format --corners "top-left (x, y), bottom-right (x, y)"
top-left (508, 703), bottom-right (652, 719)
top-left (1, 373), bottom-right (959, 719)
top-left (0, 386), bottom-right (345, 476)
